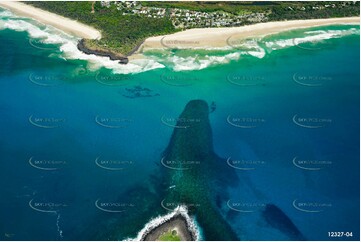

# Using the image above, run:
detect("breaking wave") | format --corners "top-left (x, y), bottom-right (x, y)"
top-left (265, 28), bottom-right (360, 50)
top-left (125, 205), bottom-right (202, 241)
top-left (0, 9), bottom-right (164, 74)
top-left (0, 7), bottom-right (359, 73)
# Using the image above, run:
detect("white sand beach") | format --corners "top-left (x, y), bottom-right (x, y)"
top-left (142, 17), bottom-right (360, 50)
top-left (0, 1), bottom-right (359, 57)
top-left (0, 1), bottom-right (101, 39)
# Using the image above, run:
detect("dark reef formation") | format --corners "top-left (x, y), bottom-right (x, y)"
top-left (85, 100), bottom-right (305, 241)
top-left (121, 85), bottom-right (160, 98)
top-left (77, 39), bottom-right (129, 64)
top-left (161, 100), bottom-right (240, 240)
top-left (262, 204), bottom-right (306, 240)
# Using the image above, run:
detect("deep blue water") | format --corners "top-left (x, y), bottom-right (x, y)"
top-left (0, 9), bottom-right (360, 241)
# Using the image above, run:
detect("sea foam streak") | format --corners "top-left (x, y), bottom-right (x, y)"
top-left (0, 8), bottom-right (359, 73)
top-left (0, 9), bottom-right (164, 74)
top-left (148, 27), bottom-right (358, 71)
top-left (126, 205), bottom-right (201, 241)
top-left (0, 9), bottom-right (14, 18)
top-left (265, 28), bottom-right (360, 50)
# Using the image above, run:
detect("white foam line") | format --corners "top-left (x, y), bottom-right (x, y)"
top-left (265, 28), bottom-right (359, 50)
top-left (0, 8), bottom-right (14, 18)
top-left (56, 213), bottom-right (63, 239)
top-left (126, 205), bottom-right (201, 241)
top-left (0, 7), bottom-right (359, 73)
top-left (164, 26), bottom-right (358, 71)
top-left (0, 2), bottom-right (101, 39)
top-left (0, 13), bottom-right (165, 74)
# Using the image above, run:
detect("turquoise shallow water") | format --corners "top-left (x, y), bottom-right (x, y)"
top-left (0, 7), bottom-right (360, 241)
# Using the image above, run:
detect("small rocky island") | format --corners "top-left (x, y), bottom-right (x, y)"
top-left (142, 214), bottom-right (194, 241)
top-left (133, 206), bottom-right (199, 241)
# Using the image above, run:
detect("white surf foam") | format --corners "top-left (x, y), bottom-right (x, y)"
top-left (265, 28), bottom-right (359, 50)
top-left (126, 205), bottom-right (201, 241)
top-left (157, 51), bottom-right (242, 72)
top-left (1, 19), bottom-right (69, 44)
top-left (0, 8), bottom-right (359, 74)
top-left (246, 48), bottom-right (266, 59)
top-left (0, 9), bottom-right (14, 18)
top-left (60, 41), bottom-right (165, 74)
top-left (0, 12), bottom-right (165, 74)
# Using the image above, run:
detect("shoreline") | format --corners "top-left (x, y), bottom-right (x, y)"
top-left (0, 1), bottom-right (359, 62)
top-left (141, 214), bottom-right (194, 241)
top-left (77, 39), bottom-right (129, 64)
top-left (129, 205), bottom-right (200, 241)
top-left (140, 16), bottom-right (360, 51)
top-left (0, 1), bottom-right (101, 39)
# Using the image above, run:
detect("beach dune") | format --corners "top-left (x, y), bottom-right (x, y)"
top-left (0, 1), bottom-right (101, 39)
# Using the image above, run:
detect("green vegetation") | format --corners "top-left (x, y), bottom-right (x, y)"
top-left (27, 1), bottom-right (176, 56)
top-left (268, 1), bottom-right (360, 21)
top-left (26, 1), bottom-right (359, 57)
top-left (143, 1), bottom-right (359, 19)
top-left (141, 1), bottom-right (279, 15)
top-left (158, 230), bottom-right (181, 241)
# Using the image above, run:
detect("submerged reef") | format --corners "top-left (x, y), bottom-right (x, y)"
top-left (87, 100), bottom-right (305, 241)
top-left (160, 100), bottom-right (240, 240)
top-left (262, 204), bottom-right (306, 240)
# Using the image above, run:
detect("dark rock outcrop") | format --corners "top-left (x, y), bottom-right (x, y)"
top-left (262, 204), bottom-right (306, 240)
top-left (161, 100), bottom-right (240, 240)
top-left (77, 39), bottom-right (129, 64)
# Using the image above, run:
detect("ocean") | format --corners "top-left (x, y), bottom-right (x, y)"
top-left (0, 7), bottom-right (359, 241)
